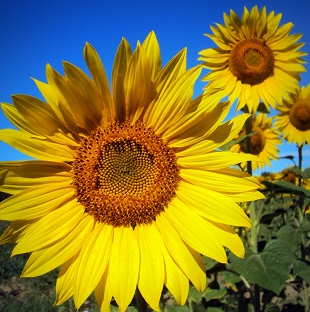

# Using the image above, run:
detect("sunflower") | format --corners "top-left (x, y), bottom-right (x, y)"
top-left (0, 31), bottom-right (263, 312)
top-left (274, 83), bottom-right (310, 146)
top-left (198, 6), bottom-right (307, 114)
top-left (230, 113), bottom-right (282, 171)
top-left (275, 167), bottom-right (310, 189)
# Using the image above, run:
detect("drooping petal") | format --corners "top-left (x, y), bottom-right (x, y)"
top-left (176, 181), bottom-right (251, 227)
top-left (74, 223), bottom-right (113, 309)
top-left (55, 255), bottom-right (79, 306)
top-left (108, 227), bottom-right (139, 312)
top-left (21, 215), bottom-right (94, 277)
top-left (156, 214), bottom-right (206, 292)
top-left (136, 224), bottom-right (165, 311)
top-left (166, 197), bottom-right (227, 263)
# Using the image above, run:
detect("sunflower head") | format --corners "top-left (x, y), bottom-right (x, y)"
top-left (275, 83), bottom-right (310, 146)
top-left (230, 113), bottom-right (282, 171)
top-left (198, 6), bottom-right (307, 114)
top-left (0, 31), bottom-right (264, 312)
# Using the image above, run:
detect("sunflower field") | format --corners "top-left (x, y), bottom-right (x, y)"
top-left (0, 5), bottom-right (310, 312)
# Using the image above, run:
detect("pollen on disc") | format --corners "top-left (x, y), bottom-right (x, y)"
top-left (71, 120), bottom-right (180, 227)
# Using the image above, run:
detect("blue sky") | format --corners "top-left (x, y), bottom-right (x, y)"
top-left (0, 0), bottom-right (310, 174)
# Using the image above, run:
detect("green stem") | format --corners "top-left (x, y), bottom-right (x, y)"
top-left (135, 288), bottom-right (149, 312)
top-left (298, 144), bottom-right (303, 170)
top-left (245, 115), bottom-right (253, 175)
top-left (245, 113), bottom-right (260, 312)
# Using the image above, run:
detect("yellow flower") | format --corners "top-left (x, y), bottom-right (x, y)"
top-left (230, 113), bottom-right (282, 171)
top-left (0, 31), bottom-right (263, 312)
top-left (274, 83), bottom-right (310, 146)
top-left (275, 168), bottom-right (310, 189)
top-left (198, 6), bottom-right (307, 114)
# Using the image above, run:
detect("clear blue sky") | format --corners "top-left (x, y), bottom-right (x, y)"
top-left (1, 0), bottom-right (310, 174)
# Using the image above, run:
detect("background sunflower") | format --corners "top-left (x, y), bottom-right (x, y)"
top-left (199, 6), bottom-right (307, 113)
top-left (275, 83), bottom-right (310, 146)
top-left (230, 113), bottom-right (282, 171)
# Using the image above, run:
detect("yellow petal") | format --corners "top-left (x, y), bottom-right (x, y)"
top-left (108, 227), bottom-right (139, 312)
top-left (180, 168), bottom-right (260, 194)
top-left (0, 219), bottom-right (37, 244)
top-left (177, 181), bottom-right (251, 227)
top-left (0, 129), bottom-right (75, 162)
top-left (166, 198), bottom-right (227, 263)
top-left (12, 199), bottom-right (84, 254)
top-left (21, 215), bottom-right (94, 277)
top-left (0, 160), bottom-right (71, 194)
top-left (74, 223), bottom-right (113, 309)
top-left (178, 151), bottom-right (258, 170)
top-left (55, 255), bottom-right (79, 305)
top-left (0, 185), bottom-right (74, 221)
top-left (141, 31), bottom-right (162, 80)
top-left (151, 66), bottom-right (202, 134)
top-left (112, 38), bottom-right (133, 121)
top-left (155, 214), bottom-right (206, 292)
top-left (94, 268), bottom-right (112, 312)
top-left (160, 241), bottom-right (189, 305)
top-left (123, 46), bottom-right (153, 122)
top-left (83, 42), bottom-right (114, 122)
top-left (136, 224), bottom-right (164, 311)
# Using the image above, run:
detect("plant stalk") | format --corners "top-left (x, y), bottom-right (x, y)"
top-left (245, 112), bottom-right (260, 312)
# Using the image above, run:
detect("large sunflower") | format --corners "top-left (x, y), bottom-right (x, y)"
top-left (198, 6), bottom-right (307, 114)
top-left (0, 31), bottom-right (263, 312)
top-left (274, 83), bottom-right (310, 146)
top-left (230, 113), bottom-right (282, 171)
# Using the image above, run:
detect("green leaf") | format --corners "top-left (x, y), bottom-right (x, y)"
top-left (230, 240), bottom-right (293, 295)
top-left (188, 286), bottom-right (202, 303)
top-left (299, 219), bottom-right (310, 231)
top-left (303, 167), bottom-right (310, 179)
top-left (165, 306), bottom-right (189, 312)
top-left (257, 223), bottom-right (272, 242)
top-left (220, 271), bottom-right (241, 290)
top-left (293, 260), bottom-right (310, 282)
top-left (274, 181), bottom-right (310, 197)
top-left (277, 225), bottom-right (304, 249)
top-left (202, 256), bottom-right (219, 271)
top-left (203, 288), bottom-right (227, 302)
top-left (262, 240), bottom-right (292, 265)
top-left (264, 303), bottom-right (280, 312)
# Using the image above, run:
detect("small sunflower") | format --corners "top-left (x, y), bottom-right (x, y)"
top-left (230, 113), bottom-right (282, 171)
top-left (198, 6), bottom-right (307, 114)
top-left (0, 32), bottom-right (263, 312)
top-left (274, 83), bottom-right (310, 146)
top-left (275, 168), bottom-right (310, 189)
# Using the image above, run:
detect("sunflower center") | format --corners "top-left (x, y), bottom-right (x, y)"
top-left (251, 130), bottom-right (266, 155)
top-left (289, 101), bottom-right (310, 131)
top-left (71, 120), bottom-right (180, 227)
top-left (229, 38), bottom-right (275, 85)
top-left (241, 128), bottom-right (266, 155)
top-left (282, 170), bottom-right (297, 184)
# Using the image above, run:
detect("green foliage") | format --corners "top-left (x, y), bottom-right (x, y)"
top-left (229, 240), bottom-right (293, 295)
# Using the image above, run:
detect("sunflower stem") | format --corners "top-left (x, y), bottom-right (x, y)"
top-left (245, 114), bottom-right (253, 175)
top-left (298, 144), bottom-right (303, 170)
top-left (245, 113), bottom-right (260, 312)
top-left (135, 288), bottom-right (149, 312)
